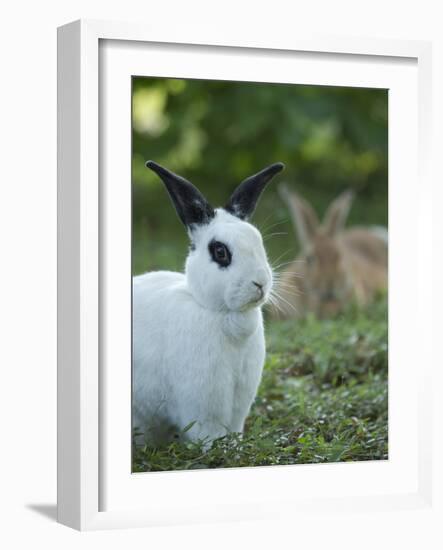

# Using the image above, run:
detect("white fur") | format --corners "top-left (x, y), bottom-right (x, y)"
top-left (132, 209), bottom-right (273, 446)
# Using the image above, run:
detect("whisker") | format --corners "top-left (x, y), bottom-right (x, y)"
top-left (270, 248), bottom-right (297, 269)
top-left (265, 294), bottom-right (285, 314)
top-left (273, 283), bottom-right (301, 293)
top-left (273, 259), bottom-right (306, 269)
top-left (268, 290), bottom-right (287, 304)
top-left (275, 285), bottom-right (300, 296)
top-left (263, 232), bottom-right (288, 242)
top-left (272, 259), bottom-right (303, 271)
top-left (261, 217), bottom-right (289, 235)
top-left (275, 278), bottom-right (303, 289)
top-left (271, 290), bottom-right (298, 313)
top-left (273, 271), bottom-right (304, 281)
top-left (268, 299), bottom-right (291, 316)
top-left (257, 213), bottom-right (282, 235)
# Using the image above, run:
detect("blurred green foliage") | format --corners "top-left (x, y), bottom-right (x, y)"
top-left (132, 77), bottom-right (387, 275)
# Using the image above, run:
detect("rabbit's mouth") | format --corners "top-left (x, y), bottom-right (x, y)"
top-left (251, 288), bottom-right (270, 308)
top-left (235, 291), bottom-right (268, 311)
top-left (252, 281), bottom-right (265, 301)
top-left (224, 279), bottom-right (271, 311)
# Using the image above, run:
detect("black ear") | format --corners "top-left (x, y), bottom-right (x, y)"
top-left (146, 161), bottom-right (215, 229)
top-left (225, 163), bottom-right (285, 220)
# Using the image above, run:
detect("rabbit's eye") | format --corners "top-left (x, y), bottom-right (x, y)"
top-left (209, 239), bottom-right (232, 268)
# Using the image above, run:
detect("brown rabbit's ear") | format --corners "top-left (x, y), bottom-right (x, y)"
top-left (322, 190), bottom-right (354, 236)
top-left (278, 184), bottom-right (319, 249)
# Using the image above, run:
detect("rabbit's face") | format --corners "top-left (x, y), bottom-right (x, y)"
top-left (186, 209), bottom-right (273, 312)
top-left (144, 160), bottom-right (284, 312)
top-left (302, 234), bottom-right (352, 318)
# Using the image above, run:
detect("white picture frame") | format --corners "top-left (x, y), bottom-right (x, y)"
top-left (57, 19), bottom-right (436, 531)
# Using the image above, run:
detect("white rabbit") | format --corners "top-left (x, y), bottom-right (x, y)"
top-left (133, 161), bottom-right (284, 447)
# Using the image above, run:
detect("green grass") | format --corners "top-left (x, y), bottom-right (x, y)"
top-left (132, 297), bottom-right (388, 472)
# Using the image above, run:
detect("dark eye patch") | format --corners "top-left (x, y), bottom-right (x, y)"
top-left (208, 239), bottom-right (232, 268)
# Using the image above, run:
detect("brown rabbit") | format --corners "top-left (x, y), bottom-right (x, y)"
top-left (273, 185), bottom-right (388, 319)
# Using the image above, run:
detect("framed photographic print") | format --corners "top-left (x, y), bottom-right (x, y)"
top-left (57, 19), bottom-right (436, 532)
